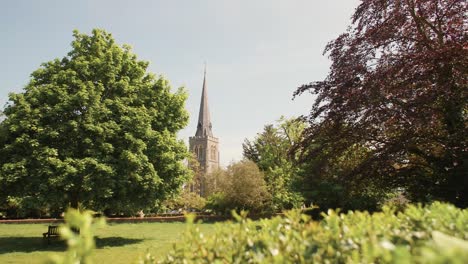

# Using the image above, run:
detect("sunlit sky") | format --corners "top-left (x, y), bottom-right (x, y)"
top-left (1, 0), bottom-right (360, 165)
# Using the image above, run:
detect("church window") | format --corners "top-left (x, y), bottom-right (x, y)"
top-left (198, 146), bottom-right (204, 159)
top-left (193, 145), bottom-right (201, 159)
top-left (211, 146), bottom-right (217, 160)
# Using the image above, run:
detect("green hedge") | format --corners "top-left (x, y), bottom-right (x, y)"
top-left (49, 203), bottom-right (468, 263)
top-left (157, 202), bottom-right (468, 263)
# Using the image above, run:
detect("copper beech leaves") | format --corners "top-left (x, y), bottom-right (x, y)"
top-left (295, 0), bottom-right (467, 206)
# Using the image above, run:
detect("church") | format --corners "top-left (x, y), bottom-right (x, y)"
top-left (188, 67), bottom-right (220, 196)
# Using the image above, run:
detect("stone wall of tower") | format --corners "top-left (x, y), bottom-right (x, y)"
top-left (189, 135), bottom-right (219, 175)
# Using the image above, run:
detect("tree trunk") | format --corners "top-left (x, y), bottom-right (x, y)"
top-left (70, 194), bottom-right (79, 209)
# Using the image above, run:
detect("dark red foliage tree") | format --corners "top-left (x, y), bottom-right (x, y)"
top-left (295, 0), bottom-right (467, 207)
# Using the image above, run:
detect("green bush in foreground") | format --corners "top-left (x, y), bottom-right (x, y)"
top-left (47, 209), bottom-right (105, 264)
top-left (157, 202), bottom-right (468, 263)
top-left (52, 203), bottom-right (467, 263)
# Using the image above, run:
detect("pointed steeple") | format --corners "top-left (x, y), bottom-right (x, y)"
top-left (189, 64), bottom-right (220, 180)
top-left (195, 65), bottom-right (213, 137)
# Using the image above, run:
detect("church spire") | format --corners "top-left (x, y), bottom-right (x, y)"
top-left (195, 65), bottom-right (213, 137)
top-left (189, 64), bottom-right (220, 180)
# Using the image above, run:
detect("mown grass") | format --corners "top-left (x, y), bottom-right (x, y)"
top-left (0, 221), bottom-right (215, 263)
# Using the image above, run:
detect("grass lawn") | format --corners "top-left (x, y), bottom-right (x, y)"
top-left (0, 221), bottom-right (215, 263)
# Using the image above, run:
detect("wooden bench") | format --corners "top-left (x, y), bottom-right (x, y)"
top-left (43, 225), bottom-right (60, 244)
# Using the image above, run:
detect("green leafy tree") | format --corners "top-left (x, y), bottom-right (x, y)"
top-left (186, 152), bottom-right (204, 196)
top-left (162, 153), bottom-right (207, 213)
top-left (243, 117), bottom-right (378, 212)
top-left (0, 29), bottom-right (190, 212)
top-left (243, 117), bottom-right (304, 210)
top-left (294, 136), bottom-right (385, 212)
top-left (205, 160), bottom-right (272, 215)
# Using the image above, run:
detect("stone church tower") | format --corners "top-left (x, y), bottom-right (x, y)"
top-left (189, 67), bottom-right (219, 195)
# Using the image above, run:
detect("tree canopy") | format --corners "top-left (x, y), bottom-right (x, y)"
top-left (0, 29), bottom-right (190, 212)
top-left (204, 160), bottom-right (272, 214)
top-left (243, 117), bottom-right (304, 210)
top-left (295, 0), bottom-right (467, 207)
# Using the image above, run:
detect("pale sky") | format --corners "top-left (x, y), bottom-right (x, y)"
top-left (0, 0), bottom-right (360, 166)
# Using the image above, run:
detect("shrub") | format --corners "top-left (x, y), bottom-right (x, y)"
top-left (49, 203), bottom-right (468, 264)
top-left (3, 196), bottom-right (50, 218)
top-left (46, 209), bottom-right (105, 264)
top-left (163, 192), bottom-right (206, 212)
top-left (158, 202), bottom-right (468, 263)
top-left (205, 192), bottom-right (229, 215)
top-left (204, 160), bottom-right (273, 215)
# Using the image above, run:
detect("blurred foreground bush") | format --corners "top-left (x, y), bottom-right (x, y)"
top-left (158, 202), bottom-right (468, 263)
top-left (50, 203), bottom-right (468, 263)
top-left (46, 209), bottom-right (105, 264)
